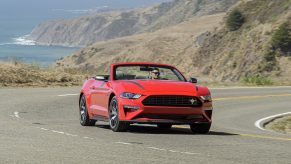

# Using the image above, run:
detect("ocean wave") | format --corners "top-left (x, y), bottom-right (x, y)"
top-left (12, 35), bottom-right (36, 46)
top-left (0, 43), bottom-right (11, 46)
top-left (52, 6), bottom-right (109, 14)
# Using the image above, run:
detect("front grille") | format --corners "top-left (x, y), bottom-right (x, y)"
top-left (142, 95), bottom-right (202, 107)
top-left (137, 114), bottom-right (203, 120)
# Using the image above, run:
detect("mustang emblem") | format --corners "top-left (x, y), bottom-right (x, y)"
top-left (189, 98), bottom-right (197, 104)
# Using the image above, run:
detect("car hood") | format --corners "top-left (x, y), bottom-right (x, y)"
top-left (121, 80), bottom-right (201, 94)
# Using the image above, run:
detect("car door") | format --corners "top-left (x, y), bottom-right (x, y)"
top-left (89, 80), bottom-right (111, 117)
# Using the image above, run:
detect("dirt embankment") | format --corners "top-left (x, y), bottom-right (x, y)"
top-left (0, 61), bottom-right (87, 87)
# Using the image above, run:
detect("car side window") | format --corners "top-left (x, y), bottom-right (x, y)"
top-left (159, 68), bottom-right (180, 81)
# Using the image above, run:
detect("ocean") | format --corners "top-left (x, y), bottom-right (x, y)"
top-left (0, 0), bottom-right (170, 66)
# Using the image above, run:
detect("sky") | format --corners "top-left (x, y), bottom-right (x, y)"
top-left (0, 0), bottom-right (171, 12)
top-left (0, 0), bottom-right (171, 39)
top-left (0, 0), bottom-right (172, 20)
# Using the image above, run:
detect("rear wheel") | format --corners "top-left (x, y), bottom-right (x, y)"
top-left (109, 96), bottom-right (129, 132)
top-left (79, 94), bottom-right (96, 126)
top-left (190, 123), bottom-right (211, 134)
top-left (157, 123), bottom-right (172, 129)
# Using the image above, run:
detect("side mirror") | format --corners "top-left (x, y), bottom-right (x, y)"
top-left (189, 77), bottom-right (197, 83)
top-left (94, 75), bottom-right (106, 81)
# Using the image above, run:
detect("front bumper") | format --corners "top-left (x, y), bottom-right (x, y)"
top-left (118, 95), bottom-right (213, 124)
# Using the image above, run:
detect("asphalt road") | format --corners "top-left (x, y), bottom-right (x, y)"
top-left (0, 86), bottom-right (291, 164)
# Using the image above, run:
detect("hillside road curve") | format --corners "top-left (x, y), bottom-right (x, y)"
top-left (0, 86), bottom-right (291, 164)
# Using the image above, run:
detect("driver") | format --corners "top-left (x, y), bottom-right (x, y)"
top-left (150, 68), bottom-right (160, 80)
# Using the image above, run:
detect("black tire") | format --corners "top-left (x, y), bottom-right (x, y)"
top-left (190, 123), bottom-right (211, 134)
top-left (79, 94), bottom-right (96, 126)
top-left (109, 96), bottom-right (129, 132)
top-left (157, 123), bottom-right (172, 129)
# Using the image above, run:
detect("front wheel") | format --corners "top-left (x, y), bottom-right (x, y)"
top-left (109, 96), bottom-right (129, 132)
top-left (190, 123), bottom-right (211, 134)
top-left (79, 94), bottom-right (96, 126)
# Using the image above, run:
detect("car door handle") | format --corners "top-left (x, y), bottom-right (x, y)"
top-left (90, 86), bottom-right (96, 90)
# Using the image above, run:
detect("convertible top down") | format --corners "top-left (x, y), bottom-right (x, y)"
top-left (79, 62), bottom-right (213, 133)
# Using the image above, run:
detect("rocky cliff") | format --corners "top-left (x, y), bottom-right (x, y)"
top-left (56, 0), bottom-right (291, 85)
top-left (27, 0), bottom-right (238, 46)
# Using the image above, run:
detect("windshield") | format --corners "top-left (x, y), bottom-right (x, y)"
top-left (114, 65), bottom-right (186, 81)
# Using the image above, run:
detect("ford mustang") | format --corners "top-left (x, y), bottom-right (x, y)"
top-left (79, 62), bottom-right (213, 133)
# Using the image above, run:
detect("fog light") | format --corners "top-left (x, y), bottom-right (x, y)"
top-left (203, 107), bottom-right (213, 111)
top-left (123, 105), bottom-right (140, 110)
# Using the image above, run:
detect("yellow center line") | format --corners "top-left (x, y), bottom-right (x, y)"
top-left (239, 133), bottom-right (291, 141)
top-left (213, 93), bottom-right (291, 101)
top-left (173, 93), bottom-right (291, 141)
top-left (173, 126), bottom-right (291, 141)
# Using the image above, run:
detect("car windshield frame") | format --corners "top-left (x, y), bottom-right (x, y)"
top-left (113, 64), bottom-right (186, 82)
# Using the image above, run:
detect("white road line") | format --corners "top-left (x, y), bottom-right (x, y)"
top-left (36, 126), bottom-right (80, 137)
top-left (255, 112), bottom-right (291, 131)
top-left (147, 147), bottom-right (167, 151)
top-left (34, 126), bottom-right (203, 156)
top-left (64, 133), bottom-right (77, 137)
top-left (181, 152), bottom-right (200, 155)
top-left (57, 93), bottom-right (79, 97)
top-left (115, 142), bottom-right (132, 145)
top-left (67, 134), bottom-right (78, 137)
top-left (40, 128), bottom-right (49, 131)
top-left (51, 130), bottom-right (65, 134)
top-left (14, 112), bottom-right (20, 118)
top-left (84, 137), bottom-right (94, 140)
top-left (147, 147), bottom-right (199, 155)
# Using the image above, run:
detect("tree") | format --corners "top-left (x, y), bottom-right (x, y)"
top-left (271, 22), bottom-right (291, 54)
top-left (226, 9), bottom-right (245, 31)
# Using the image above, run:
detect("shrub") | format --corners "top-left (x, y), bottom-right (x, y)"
top-left (271, 22), bottom-right (291, 54)
top-left (226, 9), bottom-right (245, 31)
top-left (264, 51), bottom-right (276, 62)
top-left (243, 75), bottom-right (273, 85)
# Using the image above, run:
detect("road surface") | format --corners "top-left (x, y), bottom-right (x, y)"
top-left (0, 86), bottom-right (290, 164)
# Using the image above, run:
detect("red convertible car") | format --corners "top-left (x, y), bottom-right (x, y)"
top-left (79, 62), bottom-right (213, 133)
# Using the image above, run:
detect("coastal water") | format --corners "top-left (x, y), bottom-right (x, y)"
top-left (0, 0), bottom-right (170, 66)
top-left (0, 44), bottom-right (79, 66)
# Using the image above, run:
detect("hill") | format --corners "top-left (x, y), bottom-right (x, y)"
top-left (194, 0), bottom-right (291, 84)
top-left (56, 0), bottom-right (291, 85)
top-left (27, 0), bottom-right (238, 47)
top-left (55, 13), bottom-right (225, 78)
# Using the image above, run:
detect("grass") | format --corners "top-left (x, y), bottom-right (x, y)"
top-left (0, 57), bottom-right (287, 88)
top-left (0, 60), bottom-right (87, 87)
top-left (265, 115), bottom-right (291, 134)
top-left (242, 75), bottom-right (273, 85)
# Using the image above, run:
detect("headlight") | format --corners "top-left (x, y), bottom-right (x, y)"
top-left (120, 92), bottom-right (142, 99)
top-left (200, 95), bottom-right (212, 102)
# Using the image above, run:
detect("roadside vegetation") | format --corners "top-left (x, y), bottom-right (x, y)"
top-left (226, 9), bottom-right (245, 31)
top-left (258, 22), bottom-right (290, 74)
top-left (0, 60), bottom-right (87, 87)
top-left (271, 22), bottom-right (291, 55)
top-left (242, 75), bottom-right (273, 86)
top-left (265, 115), bottom-right (291, 134)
